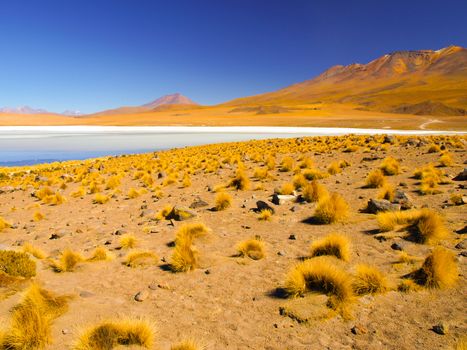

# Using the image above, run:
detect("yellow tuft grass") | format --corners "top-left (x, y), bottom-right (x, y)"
top-left (0, 217), bottom-right (12, 232)
top-left (380, 156), bottom-right (401, 175)
top-left (302, 181), bottom-right (328, 203)
top-left (86, 247), bottom-right (113, 262)
top-left (365, 169), bottom-right (386, 188)
top-left (310, 233), bottom-right (350, 261)
top-left (171, 340), bottom-right (203, 350)
top-left (33, 211), bottom-right (45, 222)
top-left (279, 182), bottom-right (295, 195)
top-left (376, 209), bottom-right (421, 232)
top-left (73, 319), bottom-right (154, 350)
top-left (123, 250), bottom-right (159, 268)
top-left (236, 238), bottom-right (265, 260)
top-left (214, 191), bottom-right (232, 211)
top-left (313, 193), bottom-right (349, 224)
top-left (105, 175), bottom-right (121, 190)
top-left (378, 183), bottom-right (395, 201)
top-left (22, 243), bottom-right (47, 260)
top-left (439, 152), bottom-right (453, 167)
top-left (0, 250), bottom-right (36, 278)
top-left (155, 204), bottom-right (173, 220)
top-left (119, 234), bottom-right (137, 249)
top-left (228, 169), bottom-right (250, 190)
top-left (1, 283), bottom-right (69, 350)
top-left (171, 223), bottom-right (210, 272)
top-left (93, 193), bottom-right (109, 204)
top-left (71, 187), bottom-right (86, 198)
top-left (284, 258), bottom-right (354, 316)
top-left (352, 264), bottom-right (389, 295)
top-left (49, 249), bottom-right (84, 273)
top-left (415, 247), bottom-right (458, 289)
top-left (279, 156), bottom-right (294, 172)
top-left (257, 209), bottom-right (272, 221)
top-left (413, 209), bottom-right (449, 244)
top-left (327, 161), bottom-right (342, 175)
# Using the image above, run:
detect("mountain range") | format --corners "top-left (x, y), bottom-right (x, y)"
top-left (1, 45), bottom-right (466, 125)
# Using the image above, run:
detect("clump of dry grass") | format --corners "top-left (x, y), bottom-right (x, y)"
top-left (253, 167), bottom-right (269, 180)
top-left (257, 209), bottom-right (272, 221)
top-left (450, 193), bottom-right (464, 206)
top-left (0, 250), bottom-right (36, 278)
top-left (71, 187), bottom-right (86, 198)
top-left (86, 247), bottom-right (113, 262)
top-left (380, 156), bottom-right (401, 175)
top-left (378, 183), bottom-right (395, 201)
top-left (413, 247), bottom-right (458, 289)
top-left (22, 243), bottom-right (47, 260)
top-left (376, 209), bottom-right (421, 232)
top-left (279, 182), bottom-right (295, 195)
top-left (228, 169), bottom-right (250, 190)
top-left (352, 265), bottom-right (389, 295)
top-left (439, 152), bottom-right (453, 167)
top-left (412, 209), bottom-right (449, 244)
top-left (310, 233), bottom-right (350, 261)
top-left (123, 250), bottom-right (159, 268)
top-left (365, 169), bottom-right (386, 188)
top-left (397, 279), bottom-right (421, 293)
top-left (279, 156), bottom-right (294, 172)
top-left (0, 217), bottom-right (12, 232)
top-left (313, 193), bottom-right (349, 224)
top-left (0, 283), bottom-right (70, 350)
top-left (303, 168), bottom-right (328, 180)
top-left (302, 181), bottom-right (328, 203)
top-left (236, 238), bottom-right (265, 260)
top-left (119, 234), bottom-right (137, 249)
top-left (93, 193), bottom-right (109, 204)
top-left (49, 249), bottom-right (84, 272)
top-left (171, 340), bottom-right (203, 350)
top-left (73, 319), bottom-right (154, 350)
top-left (155, 204), bottom-right (173, 221)
top-left (327, 161), bottom-right (342, 175)
top-left (33, 211), bottom-right (45, 222)
top-left (171, 223), bottom-right (210, 272)
top-left (214, 191), bottom-right (232, 211)
top-left (284, 258), bottom-right (354, 317)
top-left (105, 175), bottom-right (121, 190)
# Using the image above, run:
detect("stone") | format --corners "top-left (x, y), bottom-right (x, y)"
top-left (166, 206), bottom-right (197, 221)
top-left (79, 291), bottom-right (94, 298)
top-left (383, 135), bottom-right (395, 144)
top-left (277, 251), bottom-right (286, 256)
top-left (189, 197), bottom-right (209, 209)
top-left (134, 290), bottom-right (148, 302)
top-left (148, 282), bottom-right (158, 290)
top-left (256, 200), bottom-right (275, 214)
top-left (139, 209), bottom-right (155, 218)
top-left (391, 242), bottom-right (404, 251)
top-left (392, 189), bottom-right (413, 209)
top-left (453, 168), bottom-right (467, 181)
top-left (366, 199), bottom-right (400, 214)
top-left (113, 229), bottom-right (127, 236)
top-left (62, 329), bottom-right (70, 335)
top-left (351, 324), bottom-right (368, 335)
top-left (432, 323), bottom-right (448, 335)
top-left (271, 194), bottom-right (296, 205)
top-left (289, 234), bottom-right (296, 240)
top-left (455, 239), bottom-right (467, 250)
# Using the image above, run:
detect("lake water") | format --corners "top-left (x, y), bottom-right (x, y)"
top-left (0, 126), bottom-right (464, 166)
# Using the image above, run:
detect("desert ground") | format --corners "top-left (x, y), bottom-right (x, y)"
top-left (0, 134), bottom-right (466, 349)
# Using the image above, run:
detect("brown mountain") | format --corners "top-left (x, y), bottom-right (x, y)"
top-left (227, 45), bottom-right (467, 116)
top-left (91, 93), bottom-right (198, 116)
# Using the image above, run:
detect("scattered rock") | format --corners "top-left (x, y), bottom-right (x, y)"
top-left (62, 329), bottom-right (70, 335)
top-left (271, 194), bottom-right (296, 205)
top-left (455, 240), bottom-right (467, 250)
top-left (392, 189), bottom-right (413, 209)
top-left (277, 251), bottom-right (286, 256)
top-left (453, 168), bottom-right (467, 181)
top-left (49, 232), bottom-right (64, 240)
top-left (383, 135), bottom-right (395, 144)
top-left (391, 242), bottom-right (404, 251)
top-left (460, 251), bottom-right (467, 257)
top-left (366, 199), bottom-right (400, 214)
top-left (204, 269), bottom-right (211, 275)
top-left (351, 324), bottom-right (368, 335)
top-left (139, 209), bottom-right (155, 218)
top-left (134, 290), bottom-right (148, 302)
top-left (189, 197), bottom-right (209, 209)
top-left (166, 206), bottom-right (197, 221)
top-left (79, 291), bottom-right (94, 298)
top-left (256, 200), bottom-right (275, 214)
top-left (113, 229), bottom-right (127, 236)
top-left (289, 234), bottom-right (296, 240)
top-left (432, 323), bottom-right (448, 335)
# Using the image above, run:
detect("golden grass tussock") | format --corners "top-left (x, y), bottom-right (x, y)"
top-left (352, 264), bottom-right (389, 295)
top-left (0, 217), bottom-right (11, 232)
top-left (0, 283), bottom-right (70, 350)
top-left (414, 247), bottom-right (458, 289)
top-left (279, 156), bottom-right (294, 172)
top-left (0, 250), bottom-right (36, 278)
top-left (123, 250), bottom-right (159, 268)
top-left (327, 161), bottom-right (342, 175)
top-left (86, 247), bottom-right (113, 262)
top-left (236, 238), bottom-right (265, 260)
top-left (119, 234), bottom-right (137, 249)
top-left (365, 169), bottom-right (386, 188)
top-left (127, 187), bottom-right (141, 199)
top-left (22, 243), bottom-right (47, 260)
top-left (171, 223), bottom-right (210, 272)
top-left (33, 211), bottom-right (45, 222)
top-left (302, 181), bottom-right (328, 203)
top-left (214, 191), bottom-right (232, 211)
top-left (73, 319), bottom-right (154, 350)
top-left (279, 182), bottom-right (295, 195)
top-left (380, 156), bottom-right (401, 175)
top-left (93, 193), bottom-right (109, 204)
top-left (284, 258), bottom-right (354, 316)
top-left (378, 183), bottom-right (395, 201)
top-left (397, 279), bottom-right (422, 293)
top-left (313, 193), bottom-right (349, 224)
top-left (303, 168), bottom-right (328, 180)
top-left (71, 186), bottom-right (86, 198)
top-left (155, 204), bottom-right (173, 220)
top-left (171, 340), bottom-right (203, 350)
top-left (228, 169), bottom-right (250, 190)
top-left (253, 167), bottom-right (269, 180)
top-left (105, 175), bottom-right (121, 190)
top-left (439, 152), bottom-right (453, 167)
top-left (450, 193), bottom-right (464, 205)
top-left (376, 209), bottom-right (422, 232)
top-left (49, 249), bottom-right (84, 272)
top-left (310, 233), bottom-right (350, 261)
top-left (257, 209), bottom-right (272, 221)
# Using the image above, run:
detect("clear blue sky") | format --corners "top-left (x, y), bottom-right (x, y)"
top-left (0, 0), bottom-right (466, 113)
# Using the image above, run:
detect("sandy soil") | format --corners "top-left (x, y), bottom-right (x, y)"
top-left (0, 135), bottom-right (466, 349)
